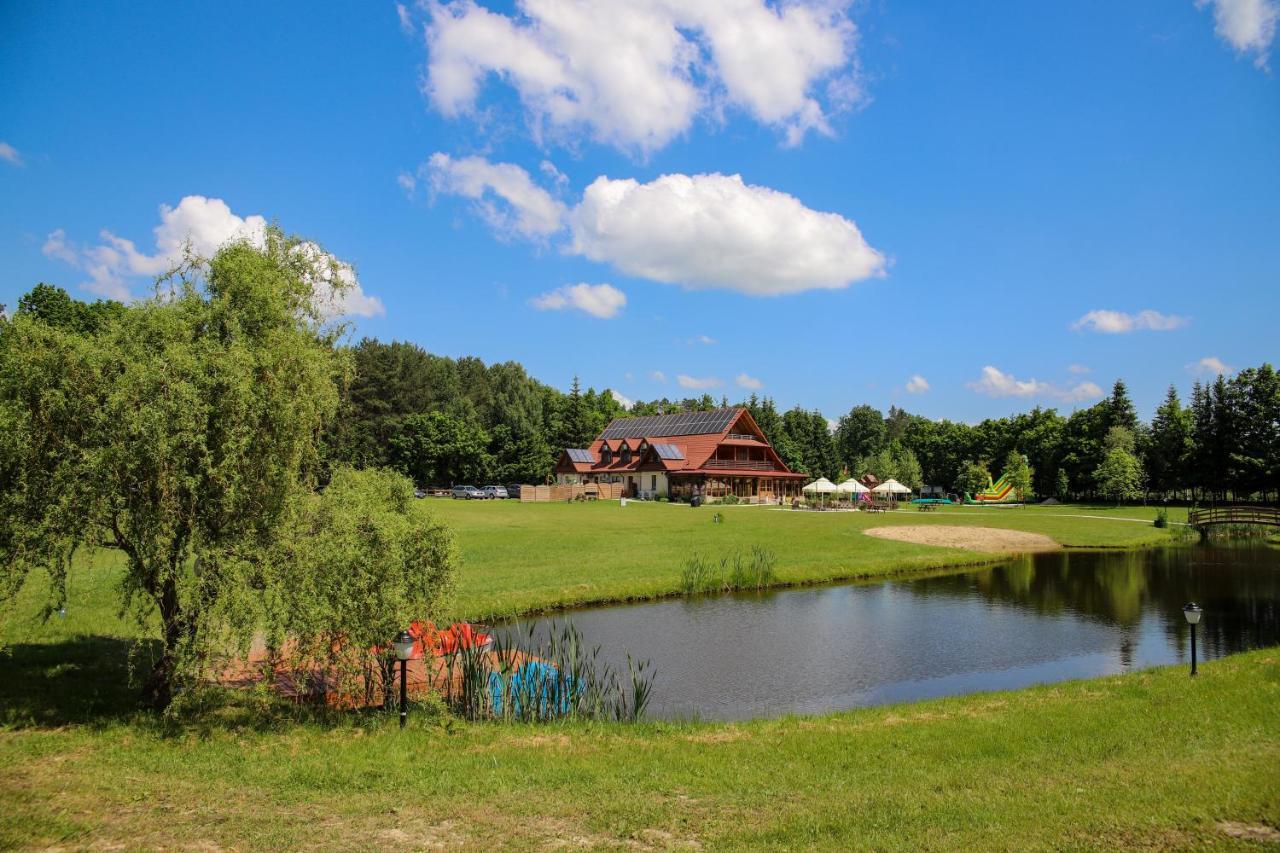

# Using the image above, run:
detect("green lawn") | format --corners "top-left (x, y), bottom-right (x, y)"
top-left (3, 504), bottom-right (1277, 849)
top-left (1, 645), bottom-right (1276, 849)
top-left (435, 500), bottom-right (1184, 619)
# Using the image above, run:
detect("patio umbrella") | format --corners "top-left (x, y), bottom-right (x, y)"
top-left (836, 478), bottom-right (869, 508)
top-left (803, 477), bottom-right (837, 508)
top-left (871, 478), bottom-right (912, 508)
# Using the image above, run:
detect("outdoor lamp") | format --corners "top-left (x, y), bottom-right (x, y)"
top-left (1183, 603), bottom-right (1202, 677)
top-left (392, 629), bottom-right (415, 728)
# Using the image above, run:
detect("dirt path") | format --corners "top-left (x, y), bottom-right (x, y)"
top-left (864, 525), bottom-right (1061, 553)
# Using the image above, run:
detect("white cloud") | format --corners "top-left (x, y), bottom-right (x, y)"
top-left (736, 373), bottom-right (763, 390)
top-left (570, 172), bottom-right (885, 296)
top-left (610, 389), bottom-right (634, 409)
top-left (1188, 356), bottom-right (1234, 376)
top-left (530, 282), bottom-right (626, 318)
top-left (424, 157), bottom-right (886, 296)
top-left (41, 195), bottom-right (384, 317)
top-left (396, 2), bottom-right (414, 34)
top-left (1067, 364), bottom-right (1091, 375)
top-left (966, 366), bottom-right (1102, 404)
top-left (1070, 309), bottom-right (1189, 334)
top-left (0, 142), bottom-right (23, 166)
top-left (905, 374), bottom-right (929, 394)
top-left (425, 152), bottom-right (565, 239)
top-left (690, 334), bottom-right (717, 345)
top-left (1198, 0), bottom-right (1278, 68)
top-left (677, 374), bottom-right (723, 390)
top-left (650, 370), bottom-right (667, 383)
top-left (419, 0), bottom-right (860, 154)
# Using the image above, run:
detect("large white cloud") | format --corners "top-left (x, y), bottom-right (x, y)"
top-left (424, 152), bottom-right (566, 239)
top-left (530, 282), bottom-right (626, 318)
top-left (1198, 0), bottom-right (1278, 68)
top-left (419, 0), bottom-right (859, 153)
top-left (1070, 309), bottom-right (1189, 334)
top-left (42, 196), bottom-right (383, 317)
top-left (967, 366), bottom-right (1102, 404)
top-left (569, 172), bottom-right (885, 295)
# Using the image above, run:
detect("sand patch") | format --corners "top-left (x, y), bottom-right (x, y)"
top-left (864, 525), bottom-right (1060, 553)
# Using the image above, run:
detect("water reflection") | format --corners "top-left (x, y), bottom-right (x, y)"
top-left (502, 544), bottom-right (1280, 721)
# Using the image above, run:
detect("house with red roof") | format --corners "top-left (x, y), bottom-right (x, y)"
top-left (554, 407), bottom-right (807, 502)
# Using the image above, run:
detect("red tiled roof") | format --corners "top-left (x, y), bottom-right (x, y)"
top-left (554, 408), bottom-right (802, 478)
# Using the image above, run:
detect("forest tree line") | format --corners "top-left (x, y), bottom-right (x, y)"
top-left (332, 337), bottom-right (1278, 503)
top-left (7, 288), bottom-right (1276, 503)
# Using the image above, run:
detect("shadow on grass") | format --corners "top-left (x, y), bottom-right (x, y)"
top-left (0, 636), bottom-right (157, 728)
top-left (0, 636), bottom-right (416, 735)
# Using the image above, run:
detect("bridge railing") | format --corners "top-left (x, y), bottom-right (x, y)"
top-left (1188, 505), bottom-right (1280, 527)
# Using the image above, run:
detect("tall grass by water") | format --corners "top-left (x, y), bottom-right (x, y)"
top-left (680, 545), bottom-right (777, 595)
top-left (438, 620), bottom-right (653, 723)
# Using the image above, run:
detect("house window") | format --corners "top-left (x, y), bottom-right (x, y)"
top-left (651, 475), bottom-right (657, 490)
top-left (621, 447), bottom-right (632, 464)
top-left (601, 448), bottom-right (612, 464)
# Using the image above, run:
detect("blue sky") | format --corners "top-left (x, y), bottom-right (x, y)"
top-left (2, 0), bottom-right (1277, 424)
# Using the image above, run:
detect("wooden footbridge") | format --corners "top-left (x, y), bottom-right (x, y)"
top-left (1188, 505), bottom-right (1280, 531)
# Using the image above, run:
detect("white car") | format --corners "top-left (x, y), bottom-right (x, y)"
top-left (481, 485), bottom-right (509, 499)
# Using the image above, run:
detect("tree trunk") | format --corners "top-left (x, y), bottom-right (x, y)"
top-left (143, 572), bottom-right (184, 711)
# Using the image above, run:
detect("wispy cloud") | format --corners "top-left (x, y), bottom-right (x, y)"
top-left (677, 374), bottom-right (723, 390)
top-left (1188, 356), bottom-right (1234, 376)
top-left (905, 374), bottom-right (929, 394)
top-left (0, 142), bottom-right (23, 167)
top-left (1070, 309), bottom-right (1188, 334)
top-left (1067, 364), bottom-right (1092, 375)
top-left (650, 370), bottom-right (667, 383)
top-left (736, 373), bottom-right (764, 390)
top-left (530, 282), bottom-right (626, 319)
top-left (610, 389), bottom-right (634, 410)
top-left (966, 365), bottom-right (1102, 403)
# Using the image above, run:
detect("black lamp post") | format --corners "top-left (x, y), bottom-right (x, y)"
top-left (391, 630), bottom-right (416, 728)
top-left (1183, 602), bottom-right (1202, 677)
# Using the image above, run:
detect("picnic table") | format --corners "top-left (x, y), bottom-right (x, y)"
top-left (917, 502), bottom-right (939, 512)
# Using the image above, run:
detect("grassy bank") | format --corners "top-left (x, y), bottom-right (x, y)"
top-left (2, 646), bottom-right (1276, 849)
top-left (433, 500), bottom-right (1183, 619)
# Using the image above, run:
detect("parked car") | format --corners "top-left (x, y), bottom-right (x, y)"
top-left (481, 485), bottom-right (508, 499)
top-left (451, 485), bottom-right (483, 499)
top-left (413, 488), bottom-right (427, 499)
top-left (505, 484), bottom-right (522, 499)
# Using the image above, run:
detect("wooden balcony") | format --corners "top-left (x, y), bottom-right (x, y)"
top-left (725, 432), bottom-right (762, 442)
top-left (704, 458), bottom-right (779, 471)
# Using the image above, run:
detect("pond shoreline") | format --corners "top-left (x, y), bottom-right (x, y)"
top-left (459, 539), bottom-right (1187, 623)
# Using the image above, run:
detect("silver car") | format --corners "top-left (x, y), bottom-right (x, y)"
top-left (451, 485), bottom-right (483, 499)
top-left (481, 485), bottom-right (509, 499)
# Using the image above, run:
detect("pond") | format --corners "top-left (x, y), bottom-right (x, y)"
top-left (500, 544), bottom-right (1280, 721)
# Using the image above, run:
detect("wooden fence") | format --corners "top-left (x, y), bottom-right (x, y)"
top-left (518, 483), bottom-right (626, 502)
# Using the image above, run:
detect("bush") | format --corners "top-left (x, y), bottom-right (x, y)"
top-left (1154, 508), bottom-right (1168, 528)
top-left (719, 494), bottom-right (740, 505)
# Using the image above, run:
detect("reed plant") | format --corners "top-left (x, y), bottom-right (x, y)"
top-left (680, 546), bottom-right (777, 595)
top-left (438, 620), bottom-right (653, 723)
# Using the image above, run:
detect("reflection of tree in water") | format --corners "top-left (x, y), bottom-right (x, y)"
top-left (907, 546), bottom-right (1280, 657)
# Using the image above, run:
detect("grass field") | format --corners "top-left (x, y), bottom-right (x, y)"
top-left (2, 644), bottom-right (1276, 849)
top-left (434, 500), bottom-right (1185, 619)
top-left (3, 502), bottom-right (1278, 849)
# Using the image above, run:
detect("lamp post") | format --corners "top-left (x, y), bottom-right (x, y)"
top-left (1183, 603), bottom-right (1202, 677)
top-left (391, 630), bottom-right (416, 728)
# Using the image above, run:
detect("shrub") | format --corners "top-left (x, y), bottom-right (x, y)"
top-left (1154, 508), bottom-right (1169, 528)
top-left (719, 494), bottom-right (740, 506)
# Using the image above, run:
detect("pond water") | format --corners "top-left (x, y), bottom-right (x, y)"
top-left (500, 544), bottom-right (1280, 721)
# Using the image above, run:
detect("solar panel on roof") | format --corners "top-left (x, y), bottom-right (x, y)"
top-left (566, 448), bottom-right (595, 463)
top-left (652, 443), bottom-right (685, 460)
top-left (600, 408), bottom-right (738, 440)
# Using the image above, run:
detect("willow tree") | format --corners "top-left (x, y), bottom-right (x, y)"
top-left (0, 230), bottom-right (454, 709)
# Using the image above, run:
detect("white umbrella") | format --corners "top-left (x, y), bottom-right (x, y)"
top-left (837, 478), bottom-right (869, 508)
top-left (803, 477), bottom-right (837, 508)
top-left (872, 478), bottom-right (912, 495)
top-left (871, 478), bottom-right (912, 508)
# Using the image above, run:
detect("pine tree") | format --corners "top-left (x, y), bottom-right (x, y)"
top-left (1147, 385), bottom-right (1191, 499)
